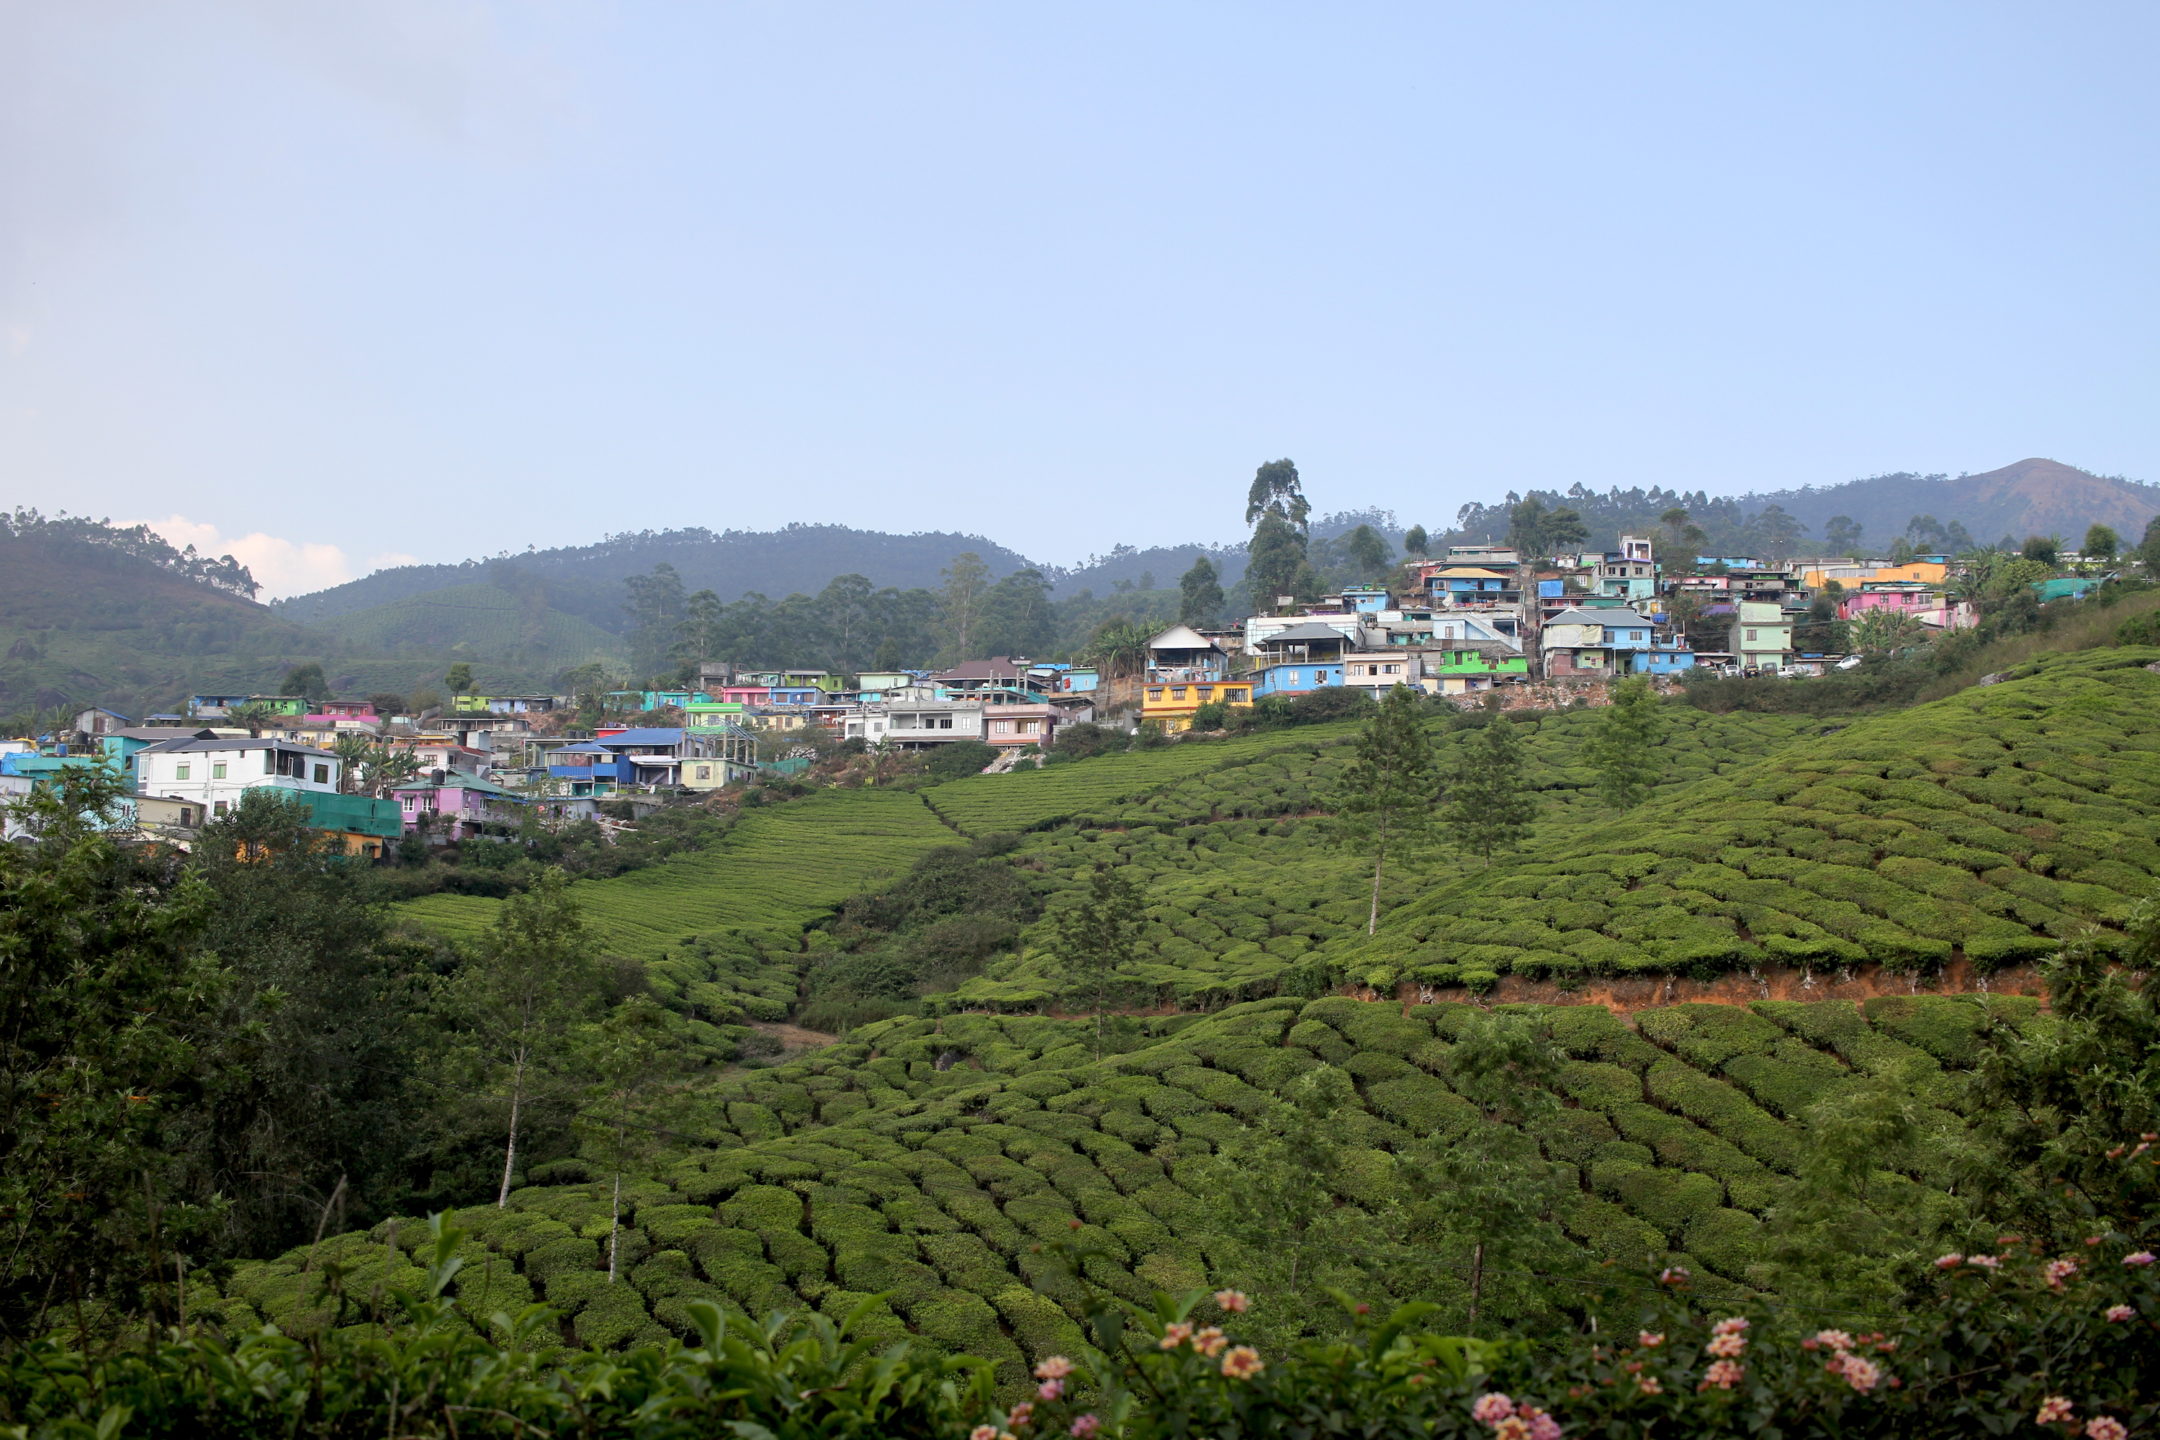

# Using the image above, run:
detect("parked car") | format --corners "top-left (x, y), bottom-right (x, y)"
top-left (1835, 654), bottom-right (1864, 670)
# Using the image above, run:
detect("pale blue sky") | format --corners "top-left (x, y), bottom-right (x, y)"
top-left (2, 2), bottom-right (2155, 595)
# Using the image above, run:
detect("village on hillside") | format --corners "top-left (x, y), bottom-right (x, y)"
top-left (0, 533), bottom-right (2105, 856)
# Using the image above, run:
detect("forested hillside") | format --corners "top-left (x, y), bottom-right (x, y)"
top-left (182, 649), bottom-right (2160, 1369)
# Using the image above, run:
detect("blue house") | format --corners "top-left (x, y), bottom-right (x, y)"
top-left (1631, 641), bottom-right (1697, 675)
top-left (1254, 661), bottom-right (1344, 697)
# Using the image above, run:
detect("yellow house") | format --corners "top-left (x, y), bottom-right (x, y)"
top-left (1801, 560), bottom-right (1948, 589)
top-left (1141, 678), bottom-right (1253, 733)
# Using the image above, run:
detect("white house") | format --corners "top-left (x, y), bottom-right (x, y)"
top-left (845, 698), bottom-right (987, 749)
top-left (1341, 650), bottom-right (1422, 698)
top-left (133, 735), bottom-right (342, 819)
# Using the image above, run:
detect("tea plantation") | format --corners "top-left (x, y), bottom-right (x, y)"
top-left (196, 992), bottom-right (2037, 1379)
top-left (397, 788), bottom-right (955, 1020)
top-left (1329, 648), bottom-right (2160, 992)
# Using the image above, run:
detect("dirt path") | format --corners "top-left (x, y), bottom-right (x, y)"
top-left (750, 1020), bottom-right (839, 1052)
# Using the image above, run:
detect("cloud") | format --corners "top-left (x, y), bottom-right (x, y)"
top-left (134, 515), bottom-right (416, 600)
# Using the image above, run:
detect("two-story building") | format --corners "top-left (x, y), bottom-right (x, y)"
top-left (390, 773), bottom-right (531, 842)
top-left (1140, 625), bottom-right (1246, 732)
top-left (132, 734), bottom-right (400, 855)
top-left (1729, 600), bottom-right (1794, 672)
top-left (1542, 607), bottom-right (1654, 680)
top-left (1421, 647), bottom-right (1531, 696)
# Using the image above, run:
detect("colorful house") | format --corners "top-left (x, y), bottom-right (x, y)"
top-left (1252, 662), bottom-right (1341, 698)
top-left (390, 774), bottom-right (530, 842)
top-left (1422, 648), bottom-right (1531, 695)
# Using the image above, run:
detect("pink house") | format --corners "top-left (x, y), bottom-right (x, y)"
top-left (389, 774), bottom-right (529, 842)
top-left (981, 701), bottom-right (1061, 749)
top-left (720, 685), bottom-right (771, 706)
top-left (1837, 585), bottom-right (1940, 619)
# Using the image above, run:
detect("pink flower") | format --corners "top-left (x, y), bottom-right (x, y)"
top-left (1034, 1356), bottom-right (1075, 1381)
top-left (1705, 1332), bottom-right (1747, 1359)
top-left (1491, 1419), bottom-right (1530, 1440)
top-left (1522, 1409), bottom-right (1562, 1440)
top-left (1214, 1289), bottom-right (1250, 1313)
top-left (1934, 1253), bottom-right (1964, 1268)
top-left (2045, 1259), bottom-right (2080, 1290)
top-left (1967, 1254), bottom-right (2002, 1270)
top-left (1711, 1317), bottom-right (1750, 1337)
top-left (1471, 1393), bottom-right (1517, 1424)
top-left (971, 1428), bottom-right (1000, 1440)
top-left (1068, 1418), bottom-right (1100, 1440)
top-left (1637, 1331), bottom-right (1664, 1348)
top-left (2036, 1396), bottom-right (2074, 1424)
top-left (1008, 1402), bottom-right (1034, 1428)
top-left (1701, 1359), bottom-right (1744, 1391)
top-left (1193, 1326), bottom-right (1228, 1358)
top-left (1038, 1380), bottom-right (1064, 1402)
top-left (1837, 1356), bottom-right (1881, 1394)
top-left (1158, 1322), bottom-right (1193, 1351)
top-left (1637, 1375), bottom-right (1662, 1396)
top-left (1658, 1266), bottom-right (1690, 1286)
top-left (2087, 1419), bottom-right (2127, 1440)
top-left (2105, 1304), bottom-right (2135, 1323)
top-left (1811, 1329), bottom-right (1854, 1352)
top-left (2125, 1252), bottom-right (2156, 1267)
top-left (1220, 1346), bottom-right (1265, 1381)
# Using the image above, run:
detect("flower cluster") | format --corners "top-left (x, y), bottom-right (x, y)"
top-left (1704, 1317), bottom-right (1749, 1359)
top-left (1469, 1392), bottom-right (1561, 1440)
top-left (1219, 1346), bottom-right (1264, 1381)
top-left (2043, 1258), bottom-right (2081, 1291)
top-left (1213, 1289), bottom-right (1249, 1313)
top-left (2039, 1401), bottom-right (2133, 1440)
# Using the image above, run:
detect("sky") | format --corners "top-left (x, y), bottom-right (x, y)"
top-left (2, 2), bottom-right (2156, 598)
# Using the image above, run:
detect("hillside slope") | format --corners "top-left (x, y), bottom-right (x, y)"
top-left (200, 992), bottom-right (2036, 1372)
top-left (1740, 457), bottom-right (2160, 548)
top-left (307, 581), bottom-right (627, 676)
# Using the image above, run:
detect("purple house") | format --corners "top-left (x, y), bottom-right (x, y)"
top-left (389, 773), bottom-right (529, 842)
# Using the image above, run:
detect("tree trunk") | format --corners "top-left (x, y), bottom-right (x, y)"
top-left (607, 1171), bottom-right (623, 1282)
top-left (1367, 845), bottom-right (1384, 936)
top-left (1468, 1240), bottom-right (1485, 1332)
top-left (498, 1046), bottom-right (526, 1209)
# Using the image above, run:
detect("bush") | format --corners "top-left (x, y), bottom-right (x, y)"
top-left (924, 741), bottom-right (998, 782)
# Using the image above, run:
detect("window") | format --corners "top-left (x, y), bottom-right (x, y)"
top-left (212, 762), bottom-right (227, 780)
top-left (1146, 688), bottom-right (1163, 701)
top-left (175, 763), bottom-right (190, 781)
top-left (695, 765), bottom-right (711, 779)
top-left (1746, 629), bottom-right (1759, 642)
top-left (213, 801), bottom-right (229, 816)
top-left (312, 764), bottom-right (329, 784)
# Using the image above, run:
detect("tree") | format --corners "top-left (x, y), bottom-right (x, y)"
top-left (1330, 685), bottom-right (1439, 934)
top-left (2084, 523), bottom-right (2121, 566)
top-left (1823, 514), bottom-right (1864, 557)
top-left (281, 662), bottom-right (329, 703)
top-left (572, 997), bottom-right (675, 1282)
top-left (1049, 863), bottom-right (1143, 1058)
top-left (1581, 675), bottom-right (1662, 809)
top-left (818, 573), bottom-right (876, 672)
top-left (462, 870), bottom-right (606, 1207)
top-left (1506, 497), bottom-right (1585, 560)
top-left (1659, 507), bottom-right (1707, 566)
top-left (1849, 608), bottom-right (1928, 655)
top-left (1177, 556), bottom-right (1224, 627)
top-left (1402, 524), bottom-right (1429, 558)
top-left (624, 564), bottom-right (687, 679)
top-left (1244, 458), bottom-right (1309, 530)
top-left (445, 662), bottom-right (474, 705)
top-left (1441, 717), bottom-right (1535, 864)
top-left (1084, 618), bottom-right (1153, 679)
top-left (1245, 514), bottom-right (1308, 610)
top-left (981, 567), bottom-right (1055, 657)
top-left (939, 552), bottom-right (992, 662)
top-left (1342, 524), bottom-right (1391, 579)
top-left (922, 739), bottom-right (996, 781)
top-left (1202, 1066), bottom-right (1380, 1345)
top-left (2020, 534), bottom-right (2061, 567)
top-left (1749, 503), bottom-right (1806, 561)
top-left (0, 771), bottom-right (223, 1339)
top-left (1398, 1012), bottom-right (1578, 1333)
top-left (674, 589), bottom-right (726, 666)
top-left (2139, 516), bottom-right (2160, 574)
top-left (180, 791), bottom-right (426, 1259)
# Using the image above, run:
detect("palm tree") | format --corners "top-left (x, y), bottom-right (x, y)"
top-left (1085, 620), bottom-right (1154, 680)
top-left (1848, 608), bottom-right (1928, 655)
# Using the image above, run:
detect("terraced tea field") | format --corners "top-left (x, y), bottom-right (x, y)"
top-left (203, 993), bottom-right (2030, 1379)
top-left (397, 788), bottom-right (954, 1018)
top-left (1330, 649), bottom-right (2160, 991)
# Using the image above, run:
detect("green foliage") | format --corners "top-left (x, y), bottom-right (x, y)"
top-left (1442, 716), bottom-right (1535, 864)
top-left (1331, 684), bottom-right (1440, 933)
top-left (1583, 675), bottom-right (1663, 809)
top-left (923, 740), bottom-right (997, 782)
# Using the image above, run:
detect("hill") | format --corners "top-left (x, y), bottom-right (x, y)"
top-left (0, 515), bottom-right (318, 719)
top-left (309, 581), bottom-right (628, 677)
top-left (278, 526), bottom-right (1039, 628)
top-left (1737, 457), bottom-right (2160, 551)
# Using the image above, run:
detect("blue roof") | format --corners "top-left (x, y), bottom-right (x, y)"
top-left (598, 728), bottom-right (685, 746)
top-left (552, 741), bottom-right (611, 754)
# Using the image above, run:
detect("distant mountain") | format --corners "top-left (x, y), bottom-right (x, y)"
top-left (1733, 458), bottom-right (2160, 551)
top-left (278, 525), bottom-right (1037, 630)
top-left (310, 583), bottom-right (628, 675)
